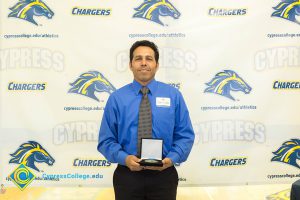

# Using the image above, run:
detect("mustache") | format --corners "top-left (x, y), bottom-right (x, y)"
top-left (138, 67), bottom-right (151, 71)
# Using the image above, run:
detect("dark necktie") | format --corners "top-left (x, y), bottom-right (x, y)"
top-left (137, 86), bottom-right (152, 157)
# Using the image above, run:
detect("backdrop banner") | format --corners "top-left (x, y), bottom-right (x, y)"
top-left (1, 0), bottom-right (300, 188)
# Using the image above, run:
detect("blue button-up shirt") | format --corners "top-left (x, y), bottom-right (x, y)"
top-left (97, 79), bottom-right (195, 166)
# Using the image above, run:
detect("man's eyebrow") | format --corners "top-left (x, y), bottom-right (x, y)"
top-left (133, 55), bottom-right (154, 58)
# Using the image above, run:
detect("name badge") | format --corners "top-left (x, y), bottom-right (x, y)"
top-left (156, 97), bottom-right (170, 107)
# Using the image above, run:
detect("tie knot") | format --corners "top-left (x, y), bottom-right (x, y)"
top-left (141, 87), bottom-right (149, 96)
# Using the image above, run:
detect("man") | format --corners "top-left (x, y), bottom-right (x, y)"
top-left (98, 40), bottom-right (194, 200)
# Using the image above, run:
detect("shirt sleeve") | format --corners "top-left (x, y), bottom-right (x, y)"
top-left (166, 91), bottom-right (195, 164)
top-left (97, 95), bottom-right (128, 166)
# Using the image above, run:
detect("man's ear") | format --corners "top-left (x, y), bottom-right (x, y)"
top-left (129, 62), bottom-right (133, 71)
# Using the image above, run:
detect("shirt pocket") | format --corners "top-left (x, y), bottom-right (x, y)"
top-left (153, 106), bottom-right (175, 138)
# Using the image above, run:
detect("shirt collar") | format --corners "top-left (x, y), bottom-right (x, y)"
top-left (132, 79), bottom-right (157, 96)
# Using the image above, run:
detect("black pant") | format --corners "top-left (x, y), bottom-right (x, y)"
top-left (113, 165), bottom-right (178, 200)
top-left (291, 179), bottom-right (300, 200)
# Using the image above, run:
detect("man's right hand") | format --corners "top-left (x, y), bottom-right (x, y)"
top-left (125, 155), bottom-right (143, 171)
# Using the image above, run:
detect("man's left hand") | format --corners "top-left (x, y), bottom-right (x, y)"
top-left (143, 158), bottom-right (173, 171)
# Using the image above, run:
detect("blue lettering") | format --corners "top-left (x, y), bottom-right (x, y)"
top-left (72, 8), bottom-right (78, 14)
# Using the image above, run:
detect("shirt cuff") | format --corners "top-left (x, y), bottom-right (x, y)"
top-left (166, 151), bottom-right (181, 164)
top-left (117, 150), bottom-right (129, 166)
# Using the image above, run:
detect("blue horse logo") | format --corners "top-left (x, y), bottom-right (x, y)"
top-left (8, 0), bottom-right (54, 26)
top-left (133, 0), bottom-right (180, 26)
top-left (69, 71), bottom-right (116, 102)
top-left (204, 70), bottom-right (252, 101)
top-left (271, 139), bottom-right (300, 169)
top-left (9, 141), bottom-right (55, 172)
top-left (272, 0), bottom-right (300, 25)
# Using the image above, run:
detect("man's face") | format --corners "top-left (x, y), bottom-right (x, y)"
top-left (130, 46), bottom-right (159, 86)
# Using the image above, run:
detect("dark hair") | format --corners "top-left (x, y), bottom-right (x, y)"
top-left (130, 40), bottom-right (159, 63)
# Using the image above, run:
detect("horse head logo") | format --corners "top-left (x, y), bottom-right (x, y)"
top-left (133, 0), bottom-right (180, 26)
top-left (69, 71), bottom-right (116, 102)
top-left (271, 139), bottom-right (300, 169)
top-left (204, 70), bottom-right (252, 101)
top-left (272, 0), bottom-right (300, 24)
top-left (9, 141), bottom-right (55, 172)
top-left (8, 0), bottom-right (54, 26)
